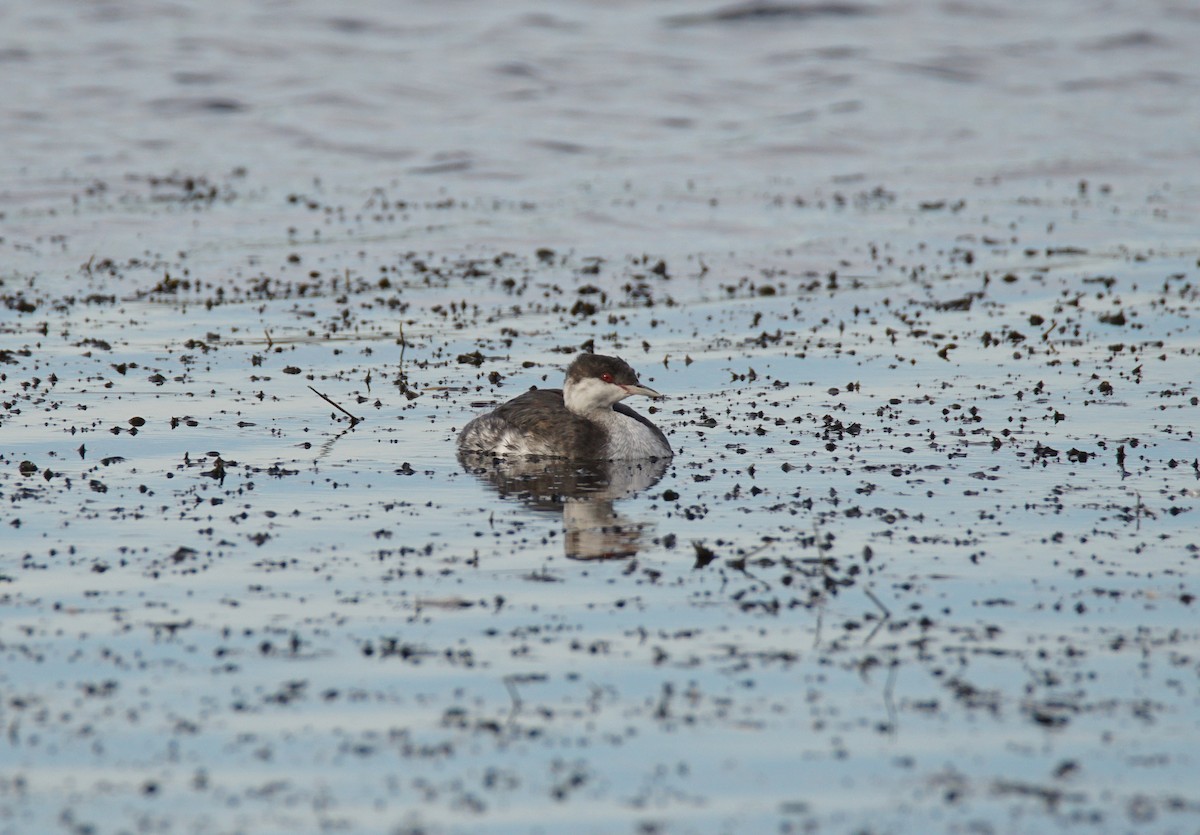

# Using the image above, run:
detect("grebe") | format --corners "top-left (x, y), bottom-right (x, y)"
top-left (457, 354), bottom-right (672, 460)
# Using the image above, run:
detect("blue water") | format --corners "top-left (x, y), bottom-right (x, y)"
top-left (2, 1), bottom-right (1200, 833)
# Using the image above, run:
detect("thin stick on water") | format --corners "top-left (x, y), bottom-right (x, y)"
top-left (308, 385), bottom-right (362, 426)
top-left (863, 586), bottom-right (891, 620)
top-left (396, 321), bottom-right (420, 399)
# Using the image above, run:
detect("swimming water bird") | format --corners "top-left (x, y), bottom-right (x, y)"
top-left (457, 354), bottom-right (672, 460)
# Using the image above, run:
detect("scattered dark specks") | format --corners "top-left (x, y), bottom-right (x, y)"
top-left (3, 164), bottom-right (1198, 833)
top-left (6, 297), bottom-right (36, 313)
top-left (81, 680), bottom-right (119, 698)
top-left (1028, 706), bottom-right (1072, 728)
top-left (934, 296), bottom-right (973, 312)
top-left (1033, 443), bottom-right (1059, 458)
top-left (1053, 760), bottom-right (1080, 779)
top-left (171, 546), bottom-right (198, 563)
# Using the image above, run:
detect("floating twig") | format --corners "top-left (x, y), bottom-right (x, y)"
top-left (863, 586), bottom-right (892, 620)
top-left (308, 385), bottom-right (362, 426)
top-left (395, 322), bottom-right (420, 399)
top-left (862, 587), bottom-right (892, 646)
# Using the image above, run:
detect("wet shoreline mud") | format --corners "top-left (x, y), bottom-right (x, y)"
top-left (3, 1), bottom-right (1200, 832)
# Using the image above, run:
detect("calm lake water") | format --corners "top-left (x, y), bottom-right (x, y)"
top-left (3, 1), bottom-right (1200, 833)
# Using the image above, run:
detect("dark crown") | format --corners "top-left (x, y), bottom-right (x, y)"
top-left (566, 353), bottom-right (640, 386)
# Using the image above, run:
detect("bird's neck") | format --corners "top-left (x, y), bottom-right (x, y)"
top-left (563, 379), bottom-right (614, 417)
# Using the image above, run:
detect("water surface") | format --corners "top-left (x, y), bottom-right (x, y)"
top-left (2, 1), bottom-right (1200, 833)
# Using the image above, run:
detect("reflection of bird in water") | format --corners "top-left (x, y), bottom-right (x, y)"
top-left (458, 354), bottom-right (672, 460)
top-left (458, 452), bottom-right (670, 560)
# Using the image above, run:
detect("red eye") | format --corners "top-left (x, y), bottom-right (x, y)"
top-left (601, 373), bottom-right (614, 383)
